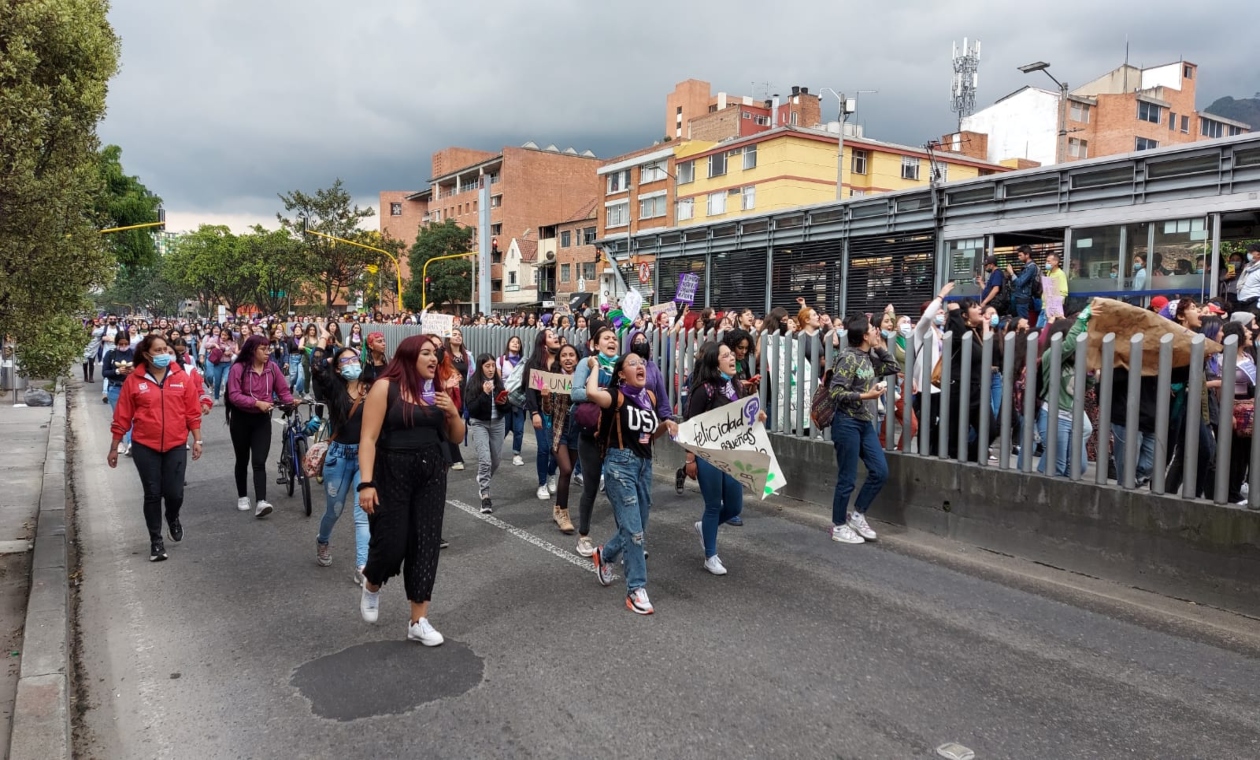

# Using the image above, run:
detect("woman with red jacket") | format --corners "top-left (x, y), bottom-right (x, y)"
top-left (108, 335), bottom-right (205, 562)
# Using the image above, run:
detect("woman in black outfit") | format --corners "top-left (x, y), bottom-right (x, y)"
top-left (523, 328), bottom-right (562, 502)
top-left (357, 335), bottom-right (465, 646)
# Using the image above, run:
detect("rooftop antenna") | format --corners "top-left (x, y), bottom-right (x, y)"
top-left (950, 38), bottom-right (981, 131)
top-left (1124, 35), bottom-right (1130, 91)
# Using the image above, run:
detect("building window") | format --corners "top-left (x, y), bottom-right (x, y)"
top-left (561, 263), bottom-right (571, 282)
top-left (639, 194), bottom-right (667, 220)
top-left (1184, 64), bottom-right (1194, 80)
top-left (491, 223), bottom-right (502, 236)
top-left (1137, 101), bottom-right (1162, 124)
top-left (706, 192), bottom-right (726, 216)
top-left (1230, 125), bottom-right (1245, 137)
top-left (743, 145), bottom-right (757, 170)
top-left (1201, 118), bottom-right (1224, 139)
top-left (509, 271), bottom-right (517, 286)
top-left (1069, 102), bottom-right (1091, 123)
top-left (742, 111), bottom-right (751, 120)
top-left (676, 198), bottom-right (694, 221)
top-left (560, 230), bottom-right (571, 247)
top-left (581, 263), bottom-right (596, 281)
top-left (606, 201), bottom-right (629, 228)
top-left (850, 189), bottom-right (866, 198)
top-left (582, 227), bottom-right (596, 245)
top-left (850, 149), bottom-right (868, 175)
top-left (640, 160), bottom-right (668, 183)
top-left (490, 195), bottom-right (502, 208)
top-left (677, 160), bottom-right (695, 184)
top-left (1180, 115), bottom-right (1190, 133)
top-left (754, 115), bottom-right (770, 126)
top-left (1135, 137), bottom-right (1160, 151)
top-left (606, 169), bottom-right (630, 194)
top-left (708, 152), bottom-right (727, 178)
top-left (390, 202), bottom-right (402, 216)
top-left (1169, 112), bottom-right (1177, 131)
top-left (901, 156), bottom-right (921, 181)
top-left (741, 185), bottom-right (756, 211)
top-left (1068, 137), bottom-right (1089, 159)
top-left (936, 163), bottom-right (949, 183)
top-left (790, 111), bottom-right (799, 126)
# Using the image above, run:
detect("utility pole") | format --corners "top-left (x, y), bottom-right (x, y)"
top-left (478, 178), bottom-right (491, 316)
top-left (820, 89), bottom-right (856, 200)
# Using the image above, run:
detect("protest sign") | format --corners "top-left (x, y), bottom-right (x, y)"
top-left (649, 301), bottom-right (678, 323)
top-left (421, 313), bottom-right (455, 337)
top-left (673, 394), bottom-right (786, 499)
top-left (529, 370), bottom-right (572, 395)
top-left (676, 273), bottom-right (700, 304)
top-left (1086, 297), bottom-right (1221, 376)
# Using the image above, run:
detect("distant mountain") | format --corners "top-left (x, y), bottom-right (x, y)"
top-left (1203, 96), bottom-right (1260, 129)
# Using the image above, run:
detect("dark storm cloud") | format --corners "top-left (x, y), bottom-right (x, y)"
top-left (99, 0), bottom-right (1257, 229)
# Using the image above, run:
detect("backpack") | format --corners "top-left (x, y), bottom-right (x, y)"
top-left (810, 367), bottom-right (838, 428)
top-left (991, 273), bottom-right (1014, 315)
top-left (1030, 266), bottom-right (1044, 299)
top-left (505, 360), bottom-right (526, 408)
top-left (597, 389), bottom-right (657, 455)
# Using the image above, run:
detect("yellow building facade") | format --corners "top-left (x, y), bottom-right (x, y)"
top-left (672, 127), bottom-right (1008, 226)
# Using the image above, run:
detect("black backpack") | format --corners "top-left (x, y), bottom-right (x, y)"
top-left (1029, 264), bottom-right (1044, 299)
top-left (991, 273), bottom-right (1014, 315)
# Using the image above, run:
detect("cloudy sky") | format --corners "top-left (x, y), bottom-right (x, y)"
top-left (99, 0), bottom-right (1256, 234)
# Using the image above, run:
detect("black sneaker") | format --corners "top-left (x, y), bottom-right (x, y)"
top-left (674, 467), bottom-right (686, 495)
top-left (168, 518), bottom-right (182, 543)
top-left (480, 497), bottom-right (493, 514)
top-left (150, 540), bottom-right (168, 562)
top-left (439, 537), bottom-right (450, 549)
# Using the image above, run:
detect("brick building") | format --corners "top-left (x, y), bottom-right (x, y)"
top-left (538, 199), bottom-right (599, 307)
top-left (962, 59), bottom-right (1250, 166)
top-left (378, 143), bottom-right (600, 309)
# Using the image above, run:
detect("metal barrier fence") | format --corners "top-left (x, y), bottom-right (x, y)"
top-left (361, 321), bottom-right (1259, 509)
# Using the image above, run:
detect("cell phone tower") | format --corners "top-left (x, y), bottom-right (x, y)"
top-left (950, 38), bottom-right (981, 130)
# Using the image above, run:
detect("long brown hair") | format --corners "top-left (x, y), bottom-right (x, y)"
top-left (378, 334), bottom-right (439, 406)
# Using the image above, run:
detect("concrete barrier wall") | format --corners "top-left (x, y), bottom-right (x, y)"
top-left (652, 433), bottom-right (1260, 618)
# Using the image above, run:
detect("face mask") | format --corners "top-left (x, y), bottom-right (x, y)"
top-left (1044, 263), bottom-right (1052, 272)
top-left (340, 364), bottom-right (362, 381)
top-left (632, 343), bottom-right (650, 360)
top-left (933, 314), bottom-right (945, 327)
top-left (881, 329), bottom-right (894, 339)
top-left (150, 353), bottom-right (172, 368)
top-left (719, 371), bottom-right (733, 381)
top-left (1109, 272), bottom-right (1118, 279)
top-left (1133, 262), bottom-right (1142, 271)
top-left (990, 315), bottom-right (1000, 327)
top-left (899, 325), bottom-right (912, 336)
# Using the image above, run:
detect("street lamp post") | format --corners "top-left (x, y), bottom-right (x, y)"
top-left (1019, 61), bottom-right (1070, 165)
top-left (820, 89), bottom-right (856, 200)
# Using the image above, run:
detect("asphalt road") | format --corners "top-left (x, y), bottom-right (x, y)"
top-left (68, 382), bottom-right (1260, 760)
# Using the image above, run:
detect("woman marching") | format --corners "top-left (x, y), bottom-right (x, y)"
top-left (588, 352), bottom-right (678, 614)
top-left (226, 334), bottom-right (295, 518)
top-left (108, 335), bottom-right (205, 562)
top-left (523, 328), bottom-right (562, 500)
top-left (465, 353), bottom-right (509, 514)
top-left (496, 335), bottom-right (527, 467)
top-left (685, 342), bottom-right (765, 574)
top-left (570, 324), bottom-right (618, 557)
top-left (357, 335), bottom-right (465, 645)
top-left (311, 327), bottom-right (371, 577)
top-left (203, 327), bottom-right (239, 401)
top-left (362, 331), bottom-right (389, 384)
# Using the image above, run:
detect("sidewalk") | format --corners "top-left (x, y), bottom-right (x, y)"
top-left (0, 390), bottom-right (68, 759)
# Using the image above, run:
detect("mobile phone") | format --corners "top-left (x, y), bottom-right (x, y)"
top-left (496, 389), bottom-right (509, 405)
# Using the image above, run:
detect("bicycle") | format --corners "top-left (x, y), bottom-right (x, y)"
top-left (276, 400), bottom-right (314, 516)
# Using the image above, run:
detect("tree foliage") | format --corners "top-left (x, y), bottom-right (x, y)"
top-left (165, 225), bottom-right (257, 316)
top-left (97, 144), bottom-right (162, 273)
top-left (16, 314), bottom-right (87, 383)
top-left (0, 0), bottom-right (119, 377)
top-left (96, 255), bottom-right (189, 317)
top-left (241, 225), bottom-right (311, 316)
top-left (277, 180), bottom-right (376, 310)
top-left (403, 220), bottom-right (473, 310)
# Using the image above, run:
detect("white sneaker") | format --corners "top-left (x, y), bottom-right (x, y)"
top-left (831, 524), bottom-right (865, 544)
top-left (704, 555), bottom-right (728, 576)
top-left (573, 472), bottom-right (585, 487)
top-left (407, 617), bottom-right (444, 646)
top-left (122, 443), bottom-right (132, 457)
top-left (626, 588), bottom-right (654, 615)
top-left (360, 587), bottom-right (380, 624)
top-left (117, 442), bottom-right (127, 454)
top-left (512, 454), bottom-right (524, 467)
top-left (536, 485), bottom-right (550, 500)
top-left (451, 462), bottom-right (465, 471)
top-left (547, 475), bottom-right (557, 495)
top-left (575, 536), bottom-right (595, 557)
top-left (848, 512), bottom-right (878, 541)
top-left (236, 497), bottom-right (251, 511)
top-left (255, 500), bottom-right (273, 518)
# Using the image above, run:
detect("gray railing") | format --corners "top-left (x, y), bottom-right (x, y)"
top-left (351, 321), bottom-right (1259, 508)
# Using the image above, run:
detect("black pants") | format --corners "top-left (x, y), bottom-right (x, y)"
top-left (82, 359), bottom-right (95, 382)
top-left (576, 433), bottom-right (603, 536)
top-left (364, 444), bottom-right (447, 603)
top-left (1229, 433), bottom-right (1252, 502)
top-left (229, 411), bottom-right (271, 501)
top-left (131, 442), bottom-right (186, 542)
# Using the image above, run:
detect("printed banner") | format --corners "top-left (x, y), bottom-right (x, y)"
top-left (529, 370), bottom-right (572, 395)
top-left (649, 301), bottom-right (678, 323)
top-left (421, 313), bottom-right (455, 337)
top-left (676, 273), bottom-right (700, 304)
top-left (673, 395), bottom-right (786, 500)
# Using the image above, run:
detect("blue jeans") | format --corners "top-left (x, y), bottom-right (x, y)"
top-left (696, 458), bottom-right (743, 558)
top-left (288, 355), bottom-right (305, 395)
top-left (600, 448), bottom-right (652, 593)
top-left (504, 406), bottom-right (525, 455)
top-left (106, 384), bottom-right (132, 446)
top-left (534, 416), bottom-right (557, 485)
top-left (831, 415), bottom-right (888, 524)
top-left (318, 443), bottom-right (366, 569)
top-left (990, 371), bottom-right (1003, 422)
top-left (207, 361), bottom-right (232, 400)
top-left (1015, 298), bottom-right (1032, 320)
top-left (1019, 407), bottom-right (1092, 477)
top-left (1111, 422), bottom-right (1156, 485)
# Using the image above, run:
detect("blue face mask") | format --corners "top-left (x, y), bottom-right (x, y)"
top-left (150, 353), bottom-right (172, 368)
top-left (1133, 262), bottom-right (1143, 272)
top-left (1044, 263), bottom-right (1052, 272)
top-left (1109, 272), bottom-right (1118, 279)
top-left (989, 315), bottom-right (1000, 327)
top-left (340, 364), bottom-right (362, 381)
top-left (719, 371), bottom-right (733, 381)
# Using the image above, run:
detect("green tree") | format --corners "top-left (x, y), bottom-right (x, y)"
top-left (165, 225), bottom-right (256, 316)
top-left (0, 0), bottom-right (119, 378)
top-left (276, 180), bottom-right (376, 310)
top-left (96, 256), bottom-right (190, 317)
top-left (403, 220), bottom-right (473, 310)
top-left (241, 225), bottom-right (311, 315)
top-left (97, 144), bottom-right (163, 273)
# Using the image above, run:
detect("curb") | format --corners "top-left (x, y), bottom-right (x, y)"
top-left (10, 389), bottom-right (69, 760)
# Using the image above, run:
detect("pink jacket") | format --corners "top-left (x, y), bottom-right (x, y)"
top-left (226, 360), bottom-right (294, 413)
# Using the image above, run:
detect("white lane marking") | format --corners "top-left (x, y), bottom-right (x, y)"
top-left (446, 498), bottom-right (603, 574)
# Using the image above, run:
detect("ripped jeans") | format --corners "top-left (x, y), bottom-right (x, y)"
top-left (318, 442), bottom-right (366, 568)
top-left (600, 448), bottom-right (652, 593)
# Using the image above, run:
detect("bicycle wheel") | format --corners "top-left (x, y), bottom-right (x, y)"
top-left (295, 437), bottom-right (312, 516)
top-left (283, 437), bottom-right (296, 497)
